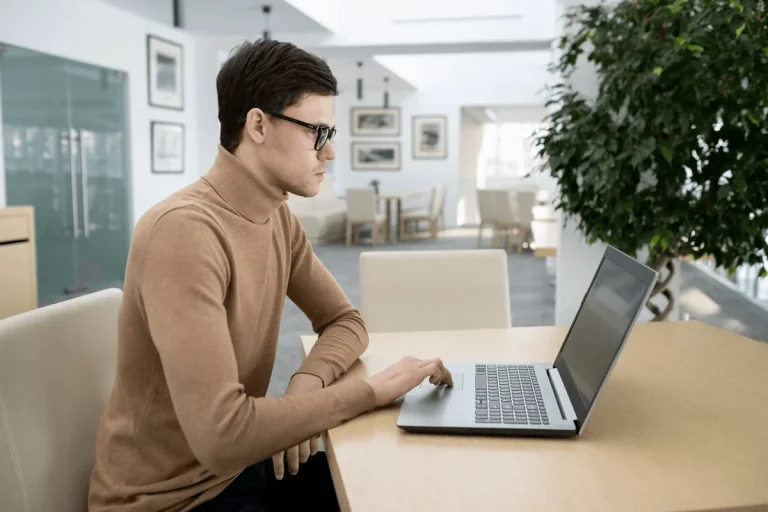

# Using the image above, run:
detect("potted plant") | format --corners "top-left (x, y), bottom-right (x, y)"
top-left (535, 0), bottom-right (768, 320)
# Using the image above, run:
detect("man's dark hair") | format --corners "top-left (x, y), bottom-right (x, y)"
top-left (217, 39), bottom-right (338, 152)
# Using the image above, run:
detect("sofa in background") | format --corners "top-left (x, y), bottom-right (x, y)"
top-left (287, 178), bottom-right (346, 243)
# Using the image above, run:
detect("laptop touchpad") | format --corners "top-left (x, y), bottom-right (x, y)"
top-left (421, 373), bottom-right (464, 390)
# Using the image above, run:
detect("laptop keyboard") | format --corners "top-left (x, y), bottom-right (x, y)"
top-left (475, 364), bottom-right (549, 425)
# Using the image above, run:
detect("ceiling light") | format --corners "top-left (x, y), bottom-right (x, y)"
top-left (262, 5), bottom-right (271, 40)
top-left (356, 61), bottom-right (364, 100)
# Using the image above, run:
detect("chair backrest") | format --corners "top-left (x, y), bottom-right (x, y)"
top-left (346, 188), bottom-right (378, 223)
top-left (360, 250), bottom-right (512, 333)
top-left (0, 289), bottom-right (122, 512)
top-left (493, 189), bottom-right (519, 225)
top-left (288, 178), bottom-right (344, 213)
top-left (514, 188), bottom-right (537, 227)
top-left (429, 186), bottom-right (445, 218)
top-left (476, 189), bottom-right (495, 224)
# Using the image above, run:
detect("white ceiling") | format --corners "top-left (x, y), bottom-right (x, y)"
top-left (100, 0), bottom-right (328, 35)
top-left (323, 57), bottom-right (414, 93)
top-left (463, 106), bottom-right (549, 124)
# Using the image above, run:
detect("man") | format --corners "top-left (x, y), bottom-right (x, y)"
top-left (88, 39), bottom-right (452, 512)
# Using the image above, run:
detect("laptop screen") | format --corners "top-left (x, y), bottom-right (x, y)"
top-left (554, 249), bottom-right (655, 430)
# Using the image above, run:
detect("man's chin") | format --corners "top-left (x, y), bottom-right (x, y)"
top-left (288, 184), bottom-right (320, 198)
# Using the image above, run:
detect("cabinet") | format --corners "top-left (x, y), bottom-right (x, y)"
top-left (0, 207), bottom-right (38, 318)
top-left (1, 44), bottom-right (131, 306)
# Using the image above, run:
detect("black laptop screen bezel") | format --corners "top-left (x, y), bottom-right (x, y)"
top-left (553, 246), bottom-right (658, 433)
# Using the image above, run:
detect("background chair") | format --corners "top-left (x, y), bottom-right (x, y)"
top-left (287, 179), bottom-right (346, 243)
top-left (508, 188), bottom-right (537, 251)
top-left (476, 188), bottom-right (497, 247)
top-left (360, 249), bottom-right (512, 333)
top-left (399, 186), bottom-right (445, 240)
top-left (345, 188), bottom-right (388, 247)
top-left (0, 288), bottom-right (122, 512)
top-left (491, 189), bottom-right (523, 252)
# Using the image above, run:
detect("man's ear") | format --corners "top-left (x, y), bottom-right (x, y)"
top-left (244, 108), bottom-right (268, 145)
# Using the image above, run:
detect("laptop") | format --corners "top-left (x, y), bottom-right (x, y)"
top-left (397, 246), bottom-right (658, 437)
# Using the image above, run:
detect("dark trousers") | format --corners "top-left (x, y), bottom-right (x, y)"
top-left (192, 452), bottom-right (340, 512)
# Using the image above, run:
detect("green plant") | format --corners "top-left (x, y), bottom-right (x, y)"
top-left (535, 0), bottom-right (768, 320)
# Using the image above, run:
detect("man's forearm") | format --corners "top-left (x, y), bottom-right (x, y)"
top-left (293, 309), bottom-right (369, 386)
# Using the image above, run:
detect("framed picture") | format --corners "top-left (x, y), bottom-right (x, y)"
top-left (147, 35), bottom-right (184, 110)
top-left (351, 107), bottom-right (400, 136)
top-left (351, 142), bottom-right (401, 171)
top-left (412, 115), bottom-right (447, 159)
top-left (151, 121), bottom-right (184, 174)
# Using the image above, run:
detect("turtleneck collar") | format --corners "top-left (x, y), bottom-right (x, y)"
top-left (202, 145), bottom-right (287, 224)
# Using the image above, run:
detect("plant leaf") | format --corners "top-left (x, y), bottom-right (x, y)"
top-left (763, 47), bottom-right (768, 58)
top-left (746, 112), bottom-right (760, 126)
top-left (653, 66), bottom-right (663, 76)
top-left (676, 36), bottom-right (686, 48)
top-left (650, 234), bottom-right (661, 249)
top-left (736, 23), bottom-right (746, 39)
top-left (660, 145), bottom-right (673, 163)
top-left (687, 44), bottom-right (704, 52)
top-left (660, 238), bottom-right (669, 251)
top-left (759, 268), bottom-right (768, 279)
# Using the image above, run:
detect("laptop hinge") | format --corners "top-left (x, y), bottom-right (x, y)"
top-left (547, 368), bottom-right (578, 422)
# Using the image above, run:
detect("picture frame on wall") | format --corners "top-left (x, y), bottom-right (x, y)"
top-left (352, 142), bottom-right (401, 171)
top-left (151, 121), bottom-right (184, 174)
top-left (147, 35), bottom-right (184, 110)
top-left (351, 107), bottom-right (400, 136)
top-left (412, 115), bottom-right (447, 159)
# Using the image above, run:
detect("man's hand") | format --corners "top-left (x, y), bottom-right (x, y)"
top-left (366, 356), bottom-right (453, 407)
top-left (272, 373), bottom-right (324, 480)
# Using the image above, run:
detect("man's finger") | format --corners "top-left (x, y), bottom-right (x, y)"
top-left (299, 439), bottom-right (311, 463)
top-left (421, 360), bottom-right (453, 387)
top-left (272, 451), bottom-right (285, 481)
top-left (310, 435), bottom-right (320, 456)
top-left (286, 445), bottom-right (300, 475)
top-left (421, 363), bottom-right (441, 385)
top-left (424, 358), bottom-right (453, 387)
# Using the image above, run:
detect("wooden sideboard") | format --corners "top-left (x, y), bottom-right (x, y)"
top-left (0, 207), bottom-right (38, 319)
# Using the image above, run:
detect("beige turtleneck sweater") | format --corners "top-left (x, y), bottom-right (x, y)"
top-left (88, 147), bottom-right (376, 511)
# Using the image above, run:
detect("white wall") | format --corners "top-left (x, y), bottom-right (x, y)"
top-left (0, 0), bottom-right (200, 224)
top-left (194, 40), bottom-right (226, 174)
top-left (334, 88), bottom-right (461, 223)
top-left (458, 112), bottom-right (484, 225)
top-left (332, 51), bottom-right (552, 227)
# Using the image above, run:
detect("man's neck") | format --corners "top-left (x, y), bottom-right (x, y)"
top-left (231, 144), bottom-right (281, 192)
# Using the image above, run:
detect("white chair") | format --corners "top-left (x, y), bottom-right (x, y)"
top-left (508, 188), bottom-right (537, 251)
top-left (360, 250), bottom-right (512, 333)
top-left (476, 188), bottom-right (497, 247)
top-left (492, 189), bottom-right (522, 252)
top-left (345, 188), bottom-right (388, 247)
top-left (0, 289), bottom-right (122, 512)
top-left (287, 178), bottom-right (347, 243)
top-left (399, 186), bottom-right (445, 240)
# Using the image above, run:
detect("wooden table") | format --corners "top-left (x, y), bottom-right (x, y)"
top-left (378, 191), bottom-right (426, 242)
top-left (301, 322), bottom-right (768, 512)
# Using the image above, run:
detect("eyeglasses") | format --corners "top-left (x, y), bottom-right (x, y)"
top-left (267, 112), bottom-right (337, 151)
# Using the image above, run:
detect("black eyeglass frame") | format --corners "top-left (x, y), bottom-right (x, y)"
top-left (266, 111), bottom-right (337, 151)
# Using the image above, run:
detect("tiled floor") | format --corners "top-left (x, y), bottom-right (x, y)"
top-left (267, 229), bottom-right (555, 396)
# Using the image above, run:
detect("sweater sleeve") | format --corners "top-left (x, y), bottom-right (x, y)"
top-left (139, 206), bottom-right (375, 476)
top-left (286, 211), bottom-right (370, 387)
